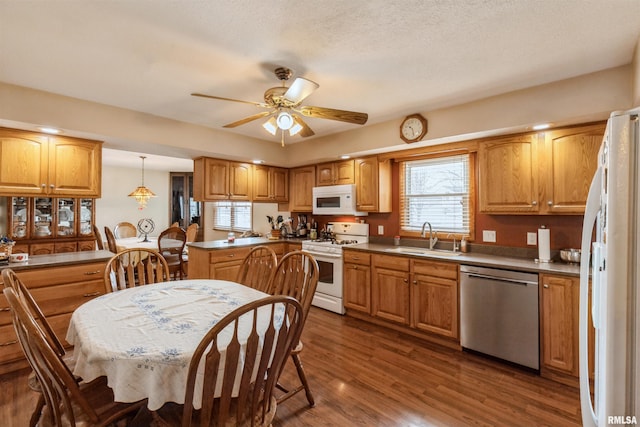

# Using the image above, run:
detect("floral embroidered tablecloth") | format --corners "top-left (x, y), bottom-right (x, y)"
top-left (66, 279), bottom-right (271, 410)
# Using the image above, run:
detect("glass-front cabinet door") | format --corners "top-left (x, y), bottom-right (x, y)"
top-left (33, 197), bottom-right (53, 238)
top-left (10, 197), bottom-right (29, 240)
top-left (57, 198), bottom-right (76, 237)
top-left (79, 198), bottom-right (94, 236)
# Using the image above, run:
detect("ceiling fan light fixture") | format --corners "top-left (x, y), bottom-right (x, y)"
top-left (276, 111), bottom-right (294, 130)
top-left (289, 116), bottom-right (303, 136)
top-left (262, 117), bottom-right (278, 135)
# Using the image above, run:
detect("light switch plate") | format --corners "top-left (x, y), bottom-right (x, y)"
top-left (482, 230), bottom-right (496, 243)
top-left (527, 232), bottom-right (537, 245)
top-left (378, 225), bottom-right (384, 235)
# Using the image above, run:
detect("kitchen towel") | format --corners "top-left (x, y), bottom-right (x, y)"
top-left (538, 227), bottom-right (551, 261)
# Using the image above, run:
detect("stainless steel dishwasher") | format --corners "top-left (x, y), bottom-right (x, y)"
top-left (460, 265), bottom-right (539, 370)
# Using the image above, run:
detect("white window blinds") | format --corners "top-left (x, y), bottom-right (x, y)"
top-left (400, 154), bottom-right (471, 235)
top-left (213, 201), bottom-right (252, 232)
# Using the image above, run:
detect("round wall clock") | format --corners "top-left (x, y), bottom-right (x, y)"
top-left (400, 114), bottom-right (428, 143)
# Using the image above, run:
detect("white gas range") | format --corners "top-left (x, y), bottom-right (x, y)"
top-left (301, 222), bottom-right (369, 314)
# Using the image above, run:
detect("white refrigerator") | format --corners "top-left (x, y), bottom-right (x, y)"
top-left (580, 107), bottom-right (640, 426)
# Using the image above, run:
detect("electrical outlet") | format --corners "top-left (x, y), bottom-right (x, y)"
top-left (378, 225), bottom-right (384, 235)
top-left (527, 232), bottom-right (537, 245)
top-left (482, 230), bottom-right (496, 243)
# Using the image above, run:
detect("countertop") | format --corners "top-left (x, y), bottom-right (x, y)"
top-left (0, 250), bottom-right (114, 271)
top-left (345, 243), bottom-right (581, 277)
top-left (188, 236), bottom-right (307, 250)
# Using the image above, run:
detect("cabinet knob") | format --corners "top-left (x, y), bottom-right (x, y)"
top-left (532, 200), bottom-right (538, 206)
top-left (403, 278), bottom-right (408, 283)
top-left (41, 184), bottom-right (46, 188)
top-left (352, 266), bottom-right (358, 270)
top-left (543, 284), bottom-right (549, 288)
top-left (413, 280), bottom-right (417, 285)
top-left (50, 184), bottom-right (55, 188)
top-left (547, 200), bottom-right (553, 206)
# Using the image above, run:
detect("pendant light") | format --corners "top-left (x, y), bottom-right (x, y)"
top-left (128, 156), bottom-right (156, 209)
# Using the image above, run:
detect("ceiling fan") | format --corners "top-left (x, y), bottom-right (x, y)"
top-left (192, 67), bottom-right (368, 146)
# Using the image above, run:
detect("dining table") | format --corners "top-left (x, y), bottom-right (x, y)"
top-left (115, 236), bottom-right (160, 252)
top-left (66, 279), bottom-right (273, 411)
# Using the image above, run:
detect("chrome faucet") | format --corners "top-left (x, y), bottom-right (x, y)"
top-left (420, 221), bottom-right (438, 250)
top-left (447, 233), bottom-right (458, 253)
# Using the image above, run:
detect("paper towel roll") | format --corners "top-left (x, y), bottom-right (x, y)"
top-left (538, 228), bottom-right (551, 261)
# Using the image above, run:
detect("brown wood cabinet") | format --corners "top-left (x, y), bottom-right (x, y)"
top-left (252, 165), bottom-right (289, 202)
top-left (0, 259), bottom-right (107, 374)
top-left (540, 273), bottom-right (595, 386)
top-left (289, 166), bottom-right (315, 211)
top-left (193, 157), bottom-right (252, 201)
top-left (343, 250), bottom-right (371, 313)
top-left (316, 160), bottom-right (354, 186)
top-left (354, 156), bottom-right (392, 212)
top-left (478, 123), bottom-right (604, 214)
top-left (0, 128), bottom-right (102, 198)
top-left (371, 254), bottom-right (458, 339)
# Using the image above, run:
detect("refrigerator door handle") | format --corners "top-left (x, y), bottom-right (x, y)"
top-left (579, 165), bottom-right (602, 427)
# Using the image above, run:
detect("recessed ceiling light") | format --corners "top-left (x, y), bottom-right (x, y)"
top-left (252, 160), bottom-right (263, 164)
top-left (38, 127), bottom-right (61, 134)
top-left (532, 123), bottom-right (551, 130)
top-left (341, 155), bottom-right (351, 159)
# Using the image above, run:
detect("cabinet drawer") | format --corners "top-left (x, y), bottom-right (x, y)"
top-left (413, 260), bottom-right (457, 280)
top-left (30, 280), bottom-right (104, 317)
top-left (209, 248), bottom-right (251, 264)
top-left (0, 298), bottom-right (10, 326)
top-left (0, 312), bottom-right (72, 364)
top-left (16, 262), bottom-right (105, 288)
top-left (344, 251), bottom-right (370, 265)
top-left (372, 254), bottom-right (409, 271)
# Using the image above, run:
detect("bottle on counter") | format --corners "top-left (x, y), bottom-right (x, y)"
top-left (460, 237), bottom-right (468, 253)
top-left (227, 232), bottom-right (235, 243)
top-left (394, 235), bottom-right (401, 246)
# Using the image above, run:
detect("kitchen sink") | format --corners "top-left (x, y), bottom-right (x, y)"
top-left (384, 247), bottom-right (463, 257)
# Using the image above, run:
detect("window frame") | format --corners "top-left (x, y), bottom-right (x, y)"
top-left (398, 152), bottom-right (475, 240)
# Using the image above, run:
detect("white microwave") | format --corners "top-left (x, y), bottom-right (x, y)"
top-left (312, 184), bottom-right (368, 216)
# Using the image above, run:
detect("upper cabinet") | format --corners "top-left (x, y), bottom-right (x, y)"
top-left (193, 158), bottom-right (252, 201)
top-left (316, 160), bottom-right (354, 186)
top-left (354, 156), bottom-right (392, 212)
top-left (478, 123), bottom-right (604, 214)
top-left (253, 165), bottom-right (288, 202)
top-left (289, 165), bottom-right (315, 211)
top-left (0, 128), bottom-right (102, 197)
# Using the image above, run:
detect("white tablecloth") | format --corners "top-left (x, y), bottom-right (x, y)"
top-left (115, 236), bottom-right (159, 252)
top-left (66, 279), bottom-right (272, 410)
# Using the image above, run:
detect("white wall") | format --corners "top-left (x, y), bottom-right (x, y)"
top-left (96, 165), bottom-right (170, 238)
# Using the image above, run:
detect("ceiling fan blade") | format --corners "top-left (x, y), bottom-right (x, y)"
top-left (191, 93), bottom-right (269, 108)
top-left (283, 78), bottom-right (319, 104)
top-left (293, 115), bottom-right (315, 137)
top-left (298, 105), bottom-right (368, 125)
top-left (223, 111), bottom-right (273, 128)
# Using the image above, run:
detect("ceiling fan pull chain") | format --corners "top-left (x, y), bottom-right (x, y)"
top-left (281, 130), bottom-right (285, 147)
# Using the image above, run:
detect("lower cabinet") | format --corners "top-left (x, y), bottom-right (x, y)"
top-left (540, 273), bottom-right (594, 383)
top-left (188, 243), bottom-right (289, 280)
top-left (347, 252), bottom-right (459, 341)
top-left (0, 260), bottom-right (107, 374)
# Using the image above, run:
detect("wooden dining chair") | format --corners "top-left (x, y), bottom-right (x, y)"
top-left (158, 226), bottom-right (187, 280)
top-left (104, 248), bottom-right (170, 293)
top-left (236, 245), bottom-right (278, 292)
top-left (2, 269), bottom-right (75, 427)
top-left (185, 223), bottom-right (198, 243)
top-left (113, 221), bottom-right (137, 238)
top-left (103, 226), bottom-right (118, 253)
top-left (156, 295), bottom-right (304, 427)
top-left (265, 250), bottom-right (319, 407)
top-left (92, 224), bottom-right (104, 250)
top-left (3, 287), bottom-right (147, 427)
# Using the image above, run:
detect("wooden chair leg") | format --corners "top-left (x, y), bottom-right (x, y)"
top-left (276, 352), bottom-right (315, 407)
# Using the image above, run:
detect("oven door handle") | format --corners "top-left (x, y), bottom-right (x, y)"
top-left (304, 251), bottom-right (342, 259)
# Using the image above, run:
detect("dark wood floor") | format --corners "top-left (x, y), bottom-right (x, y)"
top-left (1, 307), bottom-right (582, 426)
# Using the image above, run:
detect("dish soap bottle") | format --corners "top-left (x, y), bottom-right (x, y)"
top-left (460, 237), bottom-right (468, 253)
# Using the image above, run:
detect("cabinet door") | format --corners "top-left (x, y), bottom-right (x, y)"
top-left (211, 260), bottom-right (244, 281)
top-left (372, 266), bottom-right (410, 325)
top-left (0, 130), bottom-right (49, 195)
top-left (229, 162), bottom-right (252, 200)
top-left (335, 160), bottom-right (355, 185)
top-left (289, 166), bottom-right (315, 211)
top-left (544, 124), bottom-right (603, 213)
top-left (541, 275), bottom-right (576, 374)
top-left (412, 273), bottom-right (458, 338)
top-left (344, 263), bottom-right (371, 313)
top-left (253, 166), bottom-right (288, 202)
top-left (252, 165), bottom-right (271, 201)
top-left (194, 158), bottom-right (230, 200)
top-left (316, 163), bottom-right (335, 186)
top-left (354, 157), bottom-right (379, 211)
top-left (48, 137), bottom-right (102, 197)
top-left (479, 134), bottom-right (539, 213)
top-left (271, 167), bottom-right (289, 202)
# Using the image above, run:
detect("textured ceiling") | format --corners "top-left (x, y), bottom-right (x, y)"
top-left (1, 0), bottom-right (640, 152)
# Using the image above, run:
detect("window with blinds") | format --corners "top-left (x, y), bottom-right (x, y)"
top-left (400, 154), bottom-right (471, 236)
top-left (213, 201), bottom-right (252, 232)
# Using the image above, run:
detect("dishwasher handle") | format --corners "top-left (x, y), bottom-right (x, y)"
top-left (463, 272), bottom-right (537, 286)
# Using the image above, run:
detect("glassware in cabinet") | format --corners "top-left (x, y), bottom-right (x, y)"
top-left (10, 197), bottom-right (29, 239)
top-left (33, 197), bottom-right (53, 237)
top-left (79, 198), bottom-right (94, 235)
top-left (57, 198), bottom-right (76, 237)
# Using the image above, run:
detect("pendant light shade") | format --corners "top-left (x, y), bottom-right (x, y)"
top-left (128, 156), bottom-right (156, 209)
